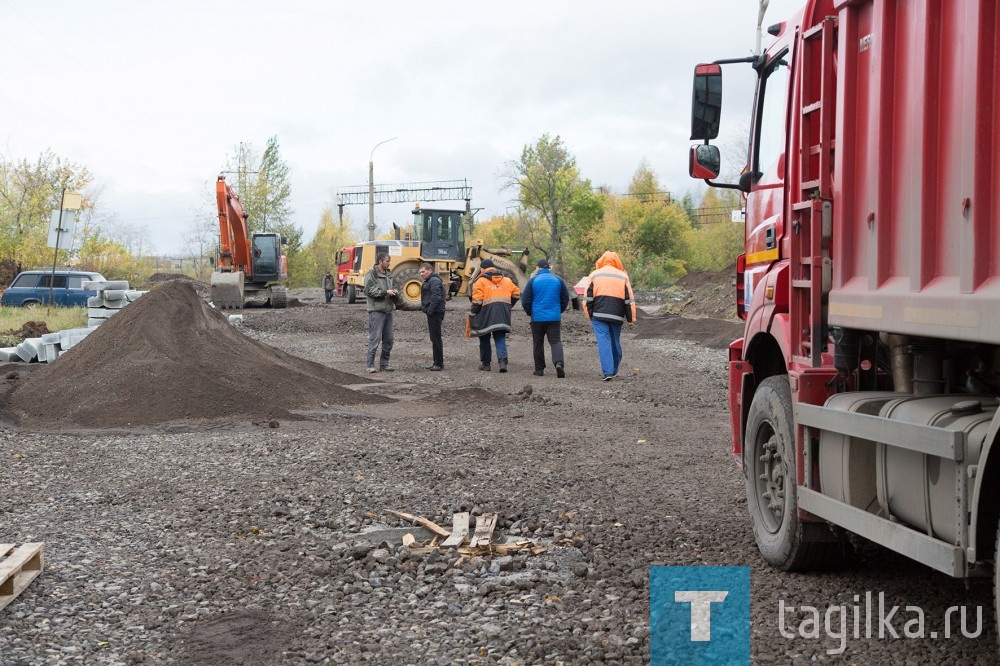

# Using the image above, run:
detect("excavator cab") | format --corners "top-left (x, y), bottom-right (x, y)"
top-left (250, 233), bottom-right (287, 283)
top-left (413, 208), bottom-right (465, 261)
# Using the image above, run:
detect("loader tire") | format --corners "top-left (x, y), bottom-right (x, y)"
top-left (347, 284), bottom-right (357, 304)
top-left (746, 375), bottom-right (848, 571)
top-left (391, 266), bottom-right (423, 311)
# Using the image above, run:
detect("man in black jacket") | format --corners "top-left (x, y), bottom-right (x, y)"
top-left (419, 262), bottom-right (446, 370)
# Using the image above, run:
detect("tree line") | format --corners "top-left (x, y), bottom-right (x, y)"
top-left (0, 133), bottom-right (743, 291)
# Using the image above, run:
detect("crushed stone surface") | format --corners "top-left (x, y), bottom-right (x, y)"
top-left (0, 283), bottom-right (993, 664)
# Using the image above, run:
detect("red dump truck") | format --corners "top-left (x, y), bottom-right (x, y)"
top-left (690, 0), bottom-right (1000, 622)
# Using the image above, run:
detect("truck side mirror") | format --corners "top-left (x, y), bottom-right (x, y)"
top-left (280, 236), bottom-right (289, 245)
top-left (689, 144), bottom-right (721, 180)
top-left (690, 63), bottom-right (723, 140)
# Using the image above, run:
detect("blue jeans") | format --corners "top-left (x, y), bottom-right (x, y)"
top-left (591, 318), bottom-right (623, 376)
top-left (478, 331), bottom-right (508, 365)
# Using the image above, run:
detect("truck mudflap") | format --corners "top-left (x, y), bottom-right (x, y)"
top-left (210, 272), bottom-right (244, 310)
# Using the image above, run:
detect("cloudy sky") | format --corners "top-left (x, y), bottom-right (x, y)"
top-left (1, 0), bottom-right (802, 256)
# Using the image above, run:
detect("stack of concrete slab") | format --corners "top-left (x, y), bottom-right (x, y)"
top-left (84, 280), bottom-right (147, 328)
top-left (0, 326), bottom-right (95, 364)
top-left (0, 280), bottom-right (149, 364)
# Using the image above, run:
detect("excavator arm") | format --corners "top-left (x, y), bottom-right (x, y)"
top-left (212, 175), bottom-right (252, 308)
top-left (215, 175), bottom-right (252, 276)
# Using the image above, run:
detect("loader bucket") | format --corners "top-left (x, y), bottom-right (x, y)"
top-left (211, 272), bottom-right (245, 309)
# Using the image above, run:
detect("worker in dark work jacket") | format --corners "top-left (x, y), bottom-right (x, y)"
top-left (363, 252), bottom-right (399, 373)
top-left (469, 259), bottom-right (520, 372)
top-left (582, 250), bottom-right (636, 381)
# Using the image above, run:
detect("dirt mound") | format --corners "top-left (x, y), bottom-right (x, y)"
top-left (10, 281), bottom-right (390, 429)
top-left (632, 313), bottom-right (743, 349)
top-left (7, 320), bottom-right (51, 340)
top-left (146, 272), bottom-right (212, 299)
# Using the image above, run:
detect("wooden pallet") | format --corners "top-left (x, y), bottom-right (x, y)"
top-left (0, 542), bottom-right (44, 611)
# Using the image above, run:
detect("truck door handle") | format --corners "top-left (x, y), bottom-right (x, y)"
top-left (765, 227), bottom-right (776, 249)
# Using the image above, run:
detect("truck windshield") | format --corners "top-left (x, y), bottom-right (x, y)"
top-left (755, 52), bottom-right (791, 176)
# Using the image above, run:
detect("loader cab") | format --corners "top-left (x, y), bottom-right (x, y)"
top-left (412, 207), bottom-right (465, 262)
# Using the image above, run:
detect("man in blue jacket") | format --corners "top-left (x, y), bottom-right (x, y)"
top-left (520, 259), bottom-right (571, 377)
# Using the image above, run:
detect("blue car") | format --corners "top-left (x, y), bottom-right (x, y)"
top-left (0, 269), bottom-right (106, 307)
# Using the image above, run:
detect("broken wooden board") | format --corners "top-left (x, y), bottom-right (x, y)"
top-left (468, 513), bottom-right (498, 548)
top-left (385, 509), bottom-right (450, 538)
top-left (441, 512), bottom-right (470, 548)
top-left (0, 542), bottom-right (44, 612)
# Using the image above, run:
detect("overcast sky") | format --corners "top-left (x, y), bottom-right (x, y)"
top-left (1, 0), bottom-right (802, 256)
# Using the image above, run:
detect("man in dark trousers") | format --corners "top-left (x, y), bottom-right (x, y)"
top-left (521, 259), bottom-right (571, 377)
top-left (419, 262), bottom-right (446, 370)
top-left (322, 269), bottom-right (335, 303)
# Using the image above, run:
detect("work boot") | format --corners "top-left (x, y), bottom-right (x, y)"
top-left (555, 362), bottom-right (565, 378)
top-left (479, 363), bottom-right (491, 371)
top-left (533, 369), bottom-right (544, 377)
top-left (498, 358), bottom-right (508, 373)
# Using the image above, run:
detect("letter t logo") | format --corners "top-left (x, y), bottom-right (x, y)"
top-left (674, 591), bottom-right (729, 641)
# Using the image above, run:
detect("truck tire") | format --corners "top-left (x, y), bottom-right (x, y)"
top-left (347, 284), bottom-right (357, 304)
top-left (746, 375), bottom-right (846, 571)
top-left (391, 266), bottom-right (423, 311)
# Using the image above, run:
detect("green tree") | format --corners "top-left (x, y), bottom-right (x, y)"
top-left (0, 150), bottom-right (95, 269)
top-left (294, 206), bottom-right (358, 287)
top-left (223, 136), bottom-right (295, 237)
top-left (501, 134), bottom-right (591, 274)
top-left (222, 136), bottom-right (304, 282)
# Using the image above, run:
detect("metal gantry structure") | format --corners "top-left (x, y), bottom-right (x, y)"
top-left (336, 179), bottom-right (474, 238)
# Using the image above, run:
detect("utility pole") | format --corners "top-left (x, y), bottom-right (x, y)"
top-left (368, 137), bottom-right (398, 240)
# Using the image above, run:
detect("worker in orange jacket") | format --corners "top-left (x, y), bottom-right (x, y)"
top-left (469, 259), bottom-right (521, 372)
top-left (582, 251), bottom-right (636, 381)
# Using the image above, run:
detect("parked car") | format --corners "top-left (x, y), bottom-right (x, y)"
top-left (0, 269), bottom-right (106, 307)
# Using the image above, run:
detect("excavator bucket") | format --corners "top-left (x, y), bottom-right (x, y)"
top-left (211, 272), bottom-right (245, 309)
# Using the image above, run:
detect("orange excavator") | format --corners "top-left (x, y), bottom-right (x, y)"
top-left (211, 175), bottom-right (288, 309)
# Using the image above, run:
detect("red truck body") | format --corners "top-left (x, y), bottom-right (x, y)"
top-left (691, 0), bottom-right (1000, 592)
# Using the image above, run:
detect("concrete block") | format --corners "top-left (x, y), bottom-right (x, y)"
top-left (41, 343), bottom-right (58, 363)
top-left (87, 296), bottom-right (105, 307)
top-left (82, 280), bottom-right (107, 291)
top-left (87, 318), bottom-right (103, 328)
top-left (15, 340), bottom-right (37, 362)
top-left (101, 299), bottom-right (128, 310)
top-left (125, 290), bottom-right (146, 302)
top-left (58, 327), bottom-right (92, 350)
top-left (0, 347), bottom-right (21, 362)
top-left (228, 315), bottom-right (244, 325)
top-left (41, 333), bottom-right (61, 344)
top-left (103, 289), bottom-right (127, 301)
top-left (87, 308), bottom-right (117, 319)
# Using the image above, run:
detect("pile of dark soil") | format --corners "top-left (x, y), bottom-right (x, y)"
top-left (146, 272), bottom-right (212, 299)
top-left (632, 313), bottom-right (743, 349)
top-left (9, 281), bottom-right (390, 429)
top-left (0, 320), bottom-right (51, 345)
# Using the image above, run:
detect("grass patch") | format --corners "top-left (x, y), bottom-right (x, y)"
top-left (0, 306), bottom-right (88, 346)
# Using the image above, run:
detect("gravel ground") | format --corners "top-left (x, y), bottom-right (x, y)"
top-left (1, 288), bottom-right (996, 664)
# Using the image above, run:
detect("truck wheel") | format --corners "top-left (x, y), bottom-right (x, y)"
top-left (347, 284), bottom-right (357, 304)
top-left (746, 375), bottom-right (846, 571)
top-left (391, 266), bottom-right (423, 311)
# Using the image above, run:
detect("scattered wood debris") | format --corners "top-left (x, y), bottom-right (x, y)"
top-left (1, 542), bottom-right (44, 611)
top-left (387, 509), bottom-right (546, 556)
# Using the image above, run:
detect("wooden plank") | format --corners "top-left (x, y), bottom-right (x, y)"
top-left (468, 513), bottom-right (497, 548)
top-left (0, 542), bottom-right (44, 612)
top-left (441, 512), bottom-right (470, 548)
top-left (385, 509), bottom-right (451, 538)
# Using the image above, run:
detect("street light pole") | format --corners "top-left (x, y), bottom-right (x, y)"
top-left (368, 137), bottom-right (398, 241)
